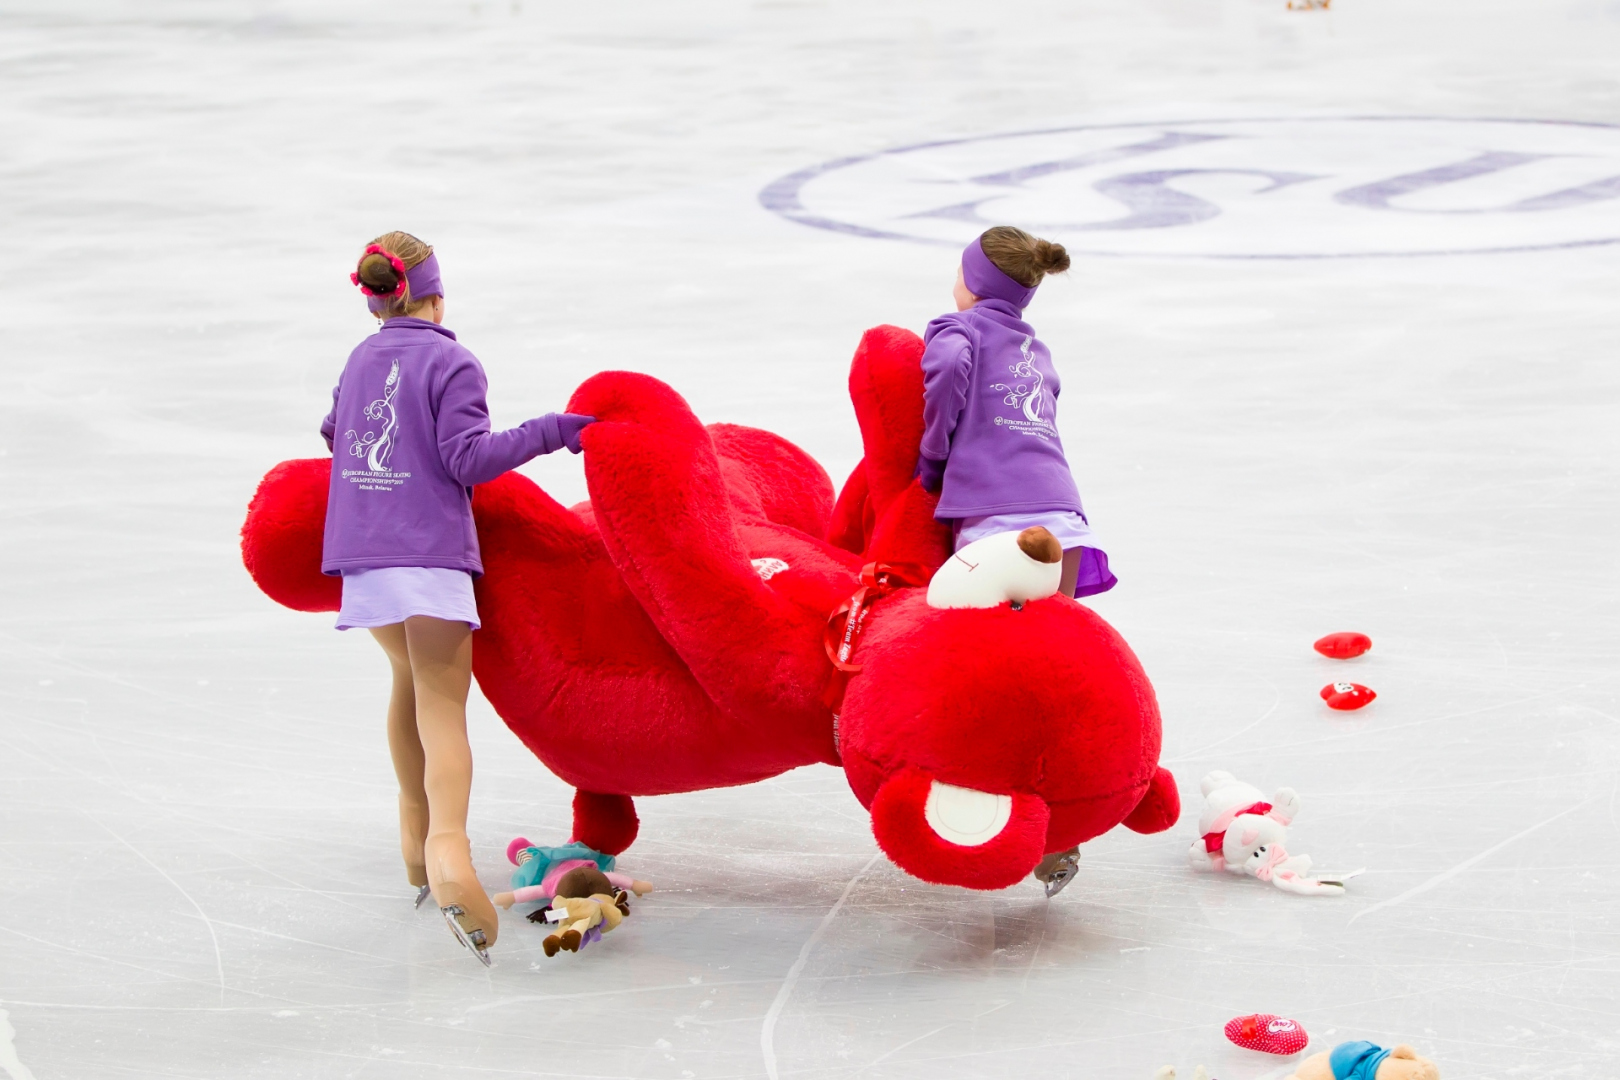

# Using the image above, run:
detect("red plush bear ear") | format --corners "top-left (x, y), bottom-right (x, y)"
top-left (241, 458), bottom-right (341, 613)
top-left (868, 766), bottom-right (1051, 890)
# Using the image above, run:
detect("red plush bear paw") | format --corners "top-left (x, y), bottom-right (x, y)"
top-left (1321, 681), bottom-right (1376, 710)
top-left (1224, 1013), bottom-right (1309, 1055)
top-left (1313, 631), bottom-right (1372, 659)
top-left (1122, 766), bottom-right (1181, 834)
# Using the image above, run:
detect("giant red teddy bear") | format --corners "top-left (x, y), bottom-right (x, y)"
top-left (241, 326), bottom-right (1179, 891)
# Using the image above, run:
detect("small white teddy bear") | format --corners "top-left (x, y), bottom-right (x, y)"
top-left (1188, 771), bottom-right (1358, 896)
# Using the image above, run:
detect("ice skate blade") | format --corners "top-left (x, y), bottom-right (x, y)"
top-left (1043, 854), bottom-right (1082, 900)
top-left (440, 904), bottom-right (493, 967)
top-left (414, 884), bottom-right (431, 909)
top-left (1043, 867), bottom-right (1077, 898)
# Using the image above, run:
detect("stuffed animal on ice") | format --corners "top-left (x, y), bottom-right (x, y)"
top-left (535, 890), bottom-right (633, 956)
top-left (492, 838), bottom-right (653, 913)
top-left (1189, 771), bottom-right (1357, 896)
top-left (492, 839), bottom-right (651, 957)
top-left (241, 326), bottom-right (1179, 891)
top-left (1290, 1043), bottom-right (1439, 1080)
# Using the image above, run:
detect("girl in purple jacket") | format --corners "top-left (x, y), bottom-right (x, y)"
top-left (915, 226), bottom-right (1116, 598)
top-left (321, 231), bottom-right (592, 964)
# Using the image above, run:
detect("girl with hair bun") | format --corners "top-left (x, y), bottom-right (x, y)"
top-left (320, 231), bottom-right (595, 965)
top-left (915, 225), bottom-right (1116, 598)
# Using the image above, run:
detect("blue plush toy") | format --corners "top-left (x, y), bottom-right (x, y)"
top-left (1289, 1041), bottom-right (1439, 1080)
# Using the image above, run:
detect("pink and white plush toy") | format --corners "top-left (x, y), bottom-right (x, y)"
top-left (1189, 771), bottom-right (1358, 896)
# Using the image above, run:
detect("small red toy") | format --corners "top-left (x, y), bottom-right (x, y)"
top-left (1225, 1013), bottom-right (1309, 1055)
top-left (1321, 682), bottom-right (1376, 710)
top-left (1313, 632), bottom-right (1371, 659)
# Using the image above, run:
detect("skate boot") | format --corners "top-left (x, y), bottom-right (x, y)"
top-left (1033, 846), bottom-right (1081, 898)
top-left (399, 794), bottom-right (430, 908)
top-left (426, 833), bottom-right (499, 966)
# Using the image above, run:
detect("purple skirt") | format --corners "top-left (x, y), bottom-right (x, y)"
top-left (336, 567), bottom-right (481, 631)
top-left (953, 510), bottom-right (1117, 598)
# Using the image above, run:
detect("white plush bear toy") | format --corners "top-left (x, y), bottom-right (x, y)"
top-left (1189, 771), bottom-right (1355, 896)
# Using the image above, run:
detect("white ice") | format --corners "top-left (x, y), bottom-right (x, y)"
top-left (2, 2), bottom-right (1618, 1078)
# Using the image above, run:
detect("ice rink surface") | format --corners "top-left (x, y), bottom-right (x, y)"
top-left (2, 2), bottom-right (1619, 1077)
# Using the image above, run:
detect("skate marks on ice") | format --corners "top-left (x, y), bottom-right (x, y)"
top-left (0, 1008), bottom-right (37, 1080)
top-left (1347, 799), bottom-right (1590, 925)
top-left (761, 117), bottom-right (1620, 258)
top-left (85, 813), bottom-right (228, 1001)
top-left (760, 852), bottom-right (882, 1080)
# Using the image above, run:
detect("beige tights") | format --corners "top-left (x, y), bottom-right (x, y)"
top-left (369, 617), bottom-right (492, 940)
top-left (1060, 548), bottom-right (1081, 598)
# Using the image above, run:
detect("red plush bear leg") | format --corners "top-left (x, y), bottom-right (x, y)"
top-left (1122, 766), bottom-right (1180, 834)
top-left (241, 458), bottom-right (342, 612)
top-left (571, 790), bottom-right (639, 855)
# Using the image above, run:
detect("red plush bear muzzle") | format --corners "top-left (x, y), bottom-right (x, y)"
top-left (869, 766), bottom-right (1052, 890)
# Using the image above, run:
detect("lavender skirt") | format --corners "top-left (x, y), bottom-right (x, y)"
top-left (954, 510), bottom-right (1117, 598)
top-left (336, 567), bottom-right (481, 631)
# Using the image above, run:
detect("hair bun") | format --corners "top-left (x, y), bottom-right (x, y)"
top-left (357, 252), bottom-right (401, 295)
top-left (1033, 239), bottom-right (1070, 275)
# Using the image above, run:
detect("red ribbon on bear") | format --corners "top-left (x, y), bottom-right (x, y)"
top-left (822, 562), bottom-right (928, 715)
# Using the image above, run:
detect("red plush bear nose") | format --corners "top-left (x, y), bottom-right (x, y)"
top-left (868, 767), bottom-right (1050, 890)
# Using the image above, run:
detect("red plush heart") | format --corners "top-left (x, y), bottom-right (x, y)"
top-left (1320, 681), bottom-right (1376, 710)
top-left (1314, 632), bottom-right (1372, 659)
top-left (1224, 1013), bottom-right (1309, 1055)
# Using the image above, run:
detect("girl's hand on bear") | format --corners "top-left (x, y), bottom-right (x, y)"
top-left (915, 454), bottom-right (946, 493)
top-left (558, 413), bottom-right (596, 454)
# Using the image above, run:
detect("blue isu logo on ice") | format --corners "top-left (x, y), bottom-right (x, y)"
top-left (760, 117), bottom-right (1620, 258)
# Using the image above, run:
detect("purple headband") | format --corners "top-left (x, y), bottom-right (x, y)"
top-left (961, 236), bottom-right (1035, 309)
top-left (365, 251), bottom-right (444, 314)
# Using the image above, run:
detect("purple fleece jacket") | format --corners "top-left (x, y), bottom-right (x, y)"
top-left (919, 298), bottom-right (1083, 519)
top-left (319, 317), bottom-right (568, 576)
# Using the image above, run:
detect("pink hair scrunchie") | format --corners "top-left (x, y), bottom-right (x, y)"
top-left (349, 244), bottom-right (408, 298)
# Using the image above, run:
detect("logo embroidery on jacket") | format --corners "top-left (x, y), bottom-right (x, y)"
top-left (990, 337), bottom-right (1058, 440)
top-left (991, 337), bottom-right (1047, 421)
top-left (346, 359), bottom-right (402, 472)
